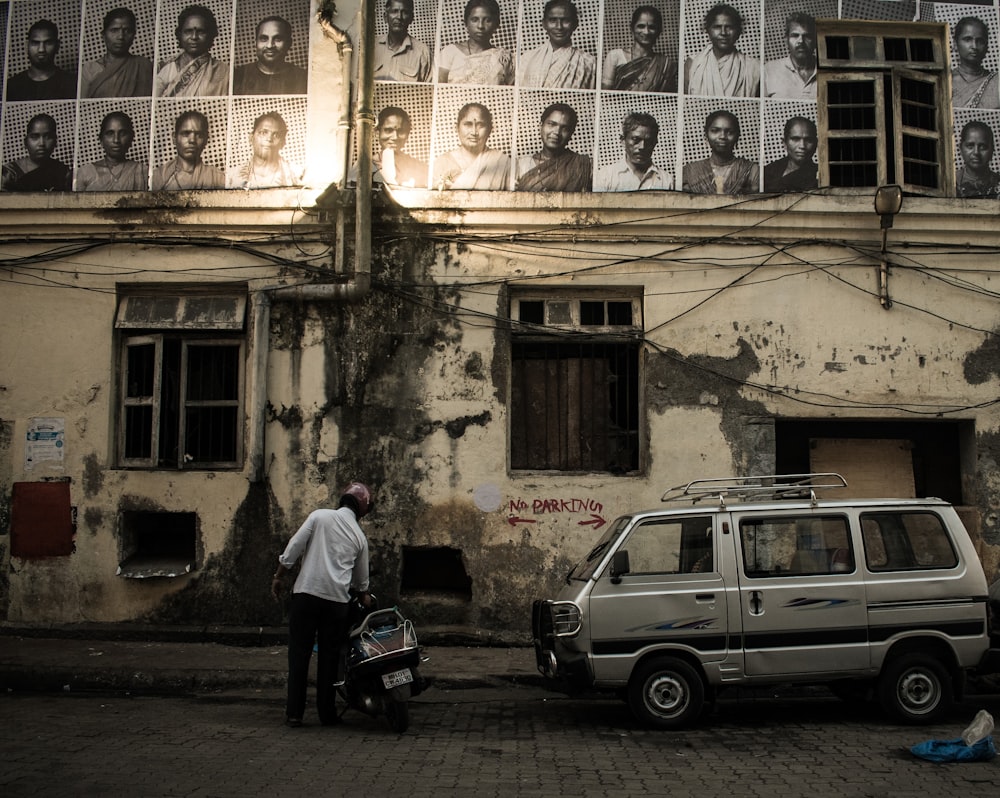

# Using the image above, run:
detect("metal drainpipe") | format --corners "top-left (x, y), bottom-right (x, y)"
top-left (249, 0), bottom-right (376, 482)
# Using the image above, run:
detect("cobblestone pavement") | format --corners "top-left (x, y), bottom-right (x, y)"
top-left (2, 684), bottom-right (999, 798)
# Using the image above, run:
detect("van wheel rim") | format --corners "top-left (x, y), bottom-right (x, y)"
top-left (646, 674), bottom-right (688, 717)
top-left (898, 670), bottom-right (939, 714)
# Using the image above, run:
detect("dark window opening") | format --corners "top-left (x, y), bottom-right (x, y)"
top-left (825, 35), bottom-right (850, 60)
top-left (118, 511), bottom-right (197, 578)
top-left (775, 419), bottom-right (969, 504)
top-left (519, 301), bottom-right (544, 325)
top-left (511, 340), bottom-right (640, 473)
top-left (400, 546), bottom-right (472, 598)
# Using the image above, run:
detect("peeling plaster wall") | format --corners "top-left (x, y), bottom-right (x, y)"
top-left (4, 206), bottom-right (1000, 634)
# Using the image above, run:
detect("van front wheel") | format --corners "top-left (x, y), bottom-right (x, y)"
top-left (628, 657), bottom-right (704, 729)
top-left (877, 653), bottom-right (952, 724)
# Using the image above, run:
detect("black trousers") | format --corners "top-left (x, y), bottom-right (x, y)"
top-left (286, 592), bottom-right (349, 723)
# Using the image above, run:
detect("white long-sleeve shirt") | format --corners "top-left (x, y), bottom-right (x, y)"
top-left (278, 507), bottom-right (369, 602)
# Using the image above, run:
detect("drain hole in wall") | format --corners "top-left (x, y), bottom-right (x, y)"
top-left (400, 546), bottom-right (472, 600)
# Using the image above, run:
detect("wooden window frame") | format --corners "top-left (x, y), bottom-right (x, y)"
top-left (509, 289), bottom-right (644, 475)
top-left (816, 20), bottom-right (953, 197)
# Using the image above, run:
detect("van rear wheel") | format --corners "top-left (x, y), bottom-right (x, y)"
top-left (877, 653), bottom-right (952, 724)
top-left (628, 657), bottom-right (704, 729)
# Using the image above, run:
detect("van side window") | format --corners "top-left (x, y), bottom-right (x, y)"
top-left (860, 511), bottom-right (958, 571)
top-left (622, 516), bottom-right (713, 575)
top-left (740, 515), bottom-right (853, 577)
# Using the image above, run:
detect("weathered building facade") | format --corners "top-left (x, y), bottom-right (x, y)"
top-left (1, 0), bottom-right (1000, 638)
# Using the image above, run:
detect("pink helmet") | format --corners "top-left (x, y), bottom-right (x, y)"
top-left (341, 481), bottom-right (374, 518)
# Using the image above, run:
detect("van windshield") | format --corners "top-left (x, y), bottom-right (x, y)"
top-left (567, 516), bottom-right (631, 581)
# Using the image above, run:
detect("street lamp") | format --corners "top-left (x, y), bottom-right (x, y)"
top-left (874, 185), bottom-right (903, 309)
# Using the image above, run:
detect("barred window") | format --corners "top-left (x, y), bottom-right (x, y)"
top-left (116, 292), bottom-right (246, 469)
top-left (818, 20), bottom-right (953, 196)
top-left (510, 291), bottom-right (642, 474)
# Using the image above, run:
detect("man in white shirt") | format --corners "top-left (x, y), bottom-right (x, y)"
top-left (596, 112), bottom-right (673, 191)
top-left (272, 482), bottom-right (374, 727)
top-left (762, 13), bottom-right (816, 99)
top-left (374, 0), bottom-right (431, 81)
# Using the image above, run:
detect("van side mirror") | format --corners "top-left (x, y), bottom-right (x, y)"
top-left (610, 550), bottom-right (630, 584)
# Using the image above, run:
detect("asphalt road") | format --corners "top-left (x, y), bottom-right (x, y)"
top-left (3, 683), bottom-right (999, 797)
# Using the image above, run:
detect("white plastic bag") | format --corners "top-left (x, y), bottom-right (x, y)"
top-left (961, 709), bottom-right (995, 746)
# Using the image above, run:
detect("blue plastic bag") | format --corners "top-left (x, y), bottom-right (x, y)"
top-left (910, 736), bottom-right (997, 763)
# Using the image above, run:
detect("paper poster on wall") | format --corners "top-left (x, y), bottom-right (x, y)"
top-left (25, 417), bottom-right (66, 470)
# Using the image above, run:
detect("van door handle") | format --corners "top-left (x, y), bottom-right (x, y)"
top-left (749, 590), bottom-right (764, 616)
top-left (695, 594), bottom-right (715, 603)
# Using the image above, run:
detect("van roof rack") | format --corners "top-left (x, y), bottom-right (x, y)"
top-left (661, 473), bottom-right (848, 508)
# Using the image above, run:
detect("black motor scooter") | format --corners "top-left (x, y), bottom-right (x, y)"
top-left (337, 597), bottom-right (427, 732)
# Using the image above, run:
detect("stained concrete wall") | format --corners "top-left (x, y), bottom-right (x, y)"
top-left (2, 196), bottom-right (1000, 635)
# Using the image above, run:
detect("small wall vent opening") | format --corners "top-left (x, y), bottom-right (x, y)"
top-left (118, 511), bottom-right (197, 579)
top-left (400, 546), bottom-right (472, 600)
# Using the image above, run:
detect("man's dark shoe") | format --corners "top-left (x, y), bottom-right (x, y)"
top-left (285, 717), bottom-right (303, 728)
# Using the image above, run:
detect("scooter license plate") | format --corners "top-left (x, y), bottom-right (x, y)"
top-left (382, 668), bottom-right (413, 689)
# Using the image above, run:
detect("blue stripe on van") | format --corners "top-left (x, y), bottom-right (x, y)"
top-left (592, 618), bottom-right (984, 655)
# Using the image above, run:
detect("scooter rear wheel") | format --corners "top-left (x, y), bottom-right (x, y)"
top-left (385, 699), bottom-right (409, 733)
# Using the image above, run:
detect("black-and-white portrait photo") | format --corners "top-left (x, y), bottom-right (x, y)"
top-left (762, 12), bottom-right (816, 99)
top-left (954, 109), bottom-right (1000, 198)
top-left (432, 88), bottom-right (513, 188)
top-left (80, 4), bottom-right (155, 98)
top-left (684, 1), bottom-right (759, 97)
top-left (227, 101), bottom-right (306, 188)
top-left (682, 103), bottom-right (759, 193)
top-left (369, 83), bottom-right (434, 187)
top-left (936, 5), bottom-right (1000, 110)
top-left (2, 108), bottom-right (74, 191)
top-left (438, 0), bottom-right (515, 85)
top-left (76, 107), bottom-right (150, 191)
top-left (595, 110), bottom-right (674, 190)
top-left (5, 6), bottom-right (79, 101)
top-left (763, 114), bottom-right (817, 192)
top-left (601, 1), bottom-right (679, 93)
top-left (518, 0), bottom-right (599, 88)
top-left (154, 2), bottom-right (231, 97)
top-left (374, 0), bottom-right (434, 82)
top-left (515, 100), bottom-right (593, 191)
top-left (151, 103), bottom-right (227, 189)
top-left (233, 4), bottom-right (309, 95)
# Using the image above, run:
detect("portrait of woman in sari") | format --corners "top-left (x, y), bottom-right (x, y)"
top-left (438, 0), bottom-right (514, 85)
top-left (602, 5), bottom-right (677, 93)
top-left (433, 102), bottom-right (510, 189)
top-left (951, 16), bottom-right (999, 110)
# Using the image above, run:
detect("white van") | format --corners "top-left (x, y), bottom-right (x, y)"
top-left (532, 474), bottom-right (999, 728)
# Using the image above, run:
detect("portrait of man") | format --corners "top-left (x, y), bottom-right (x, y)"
top-left (595, 112), bottom-right (673, 191)
top-left (2, 114), bottom-right (72, 191)
top-left (763, 116), bottom-right (817, 192)
top-left (80, 8), bottom-right (154, 98)
top-left (682, 109), bottom-right (758, 194)
top-left (152, 110), bottom-right (225, 189)
top-left (518, 0), bottom-right (596, 89)
top-left (763, 12), bottom-right (816, 100)
top-left (76, 111), bottom-right (148, 191)
top-left (952, 16), bottom-right (999, 109)
top-left (155, 4), bottom-right (230, 96)
top-left (685, 3), bottom-right (758, 97)
top-left (373, 106), bottom-right (429, 187)
top-left (374, 0), bottom-right (432, 82)
top-left (516, 103), bottom-right (592, 191)
top-left (227, 112), bottom-right (304, 189)
top-left (6, 19), bottom-right (78, 101)
top-left (233, 16), bottom-right (308, 95)
top-left (956, 119), bottom-right (1000, 197)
